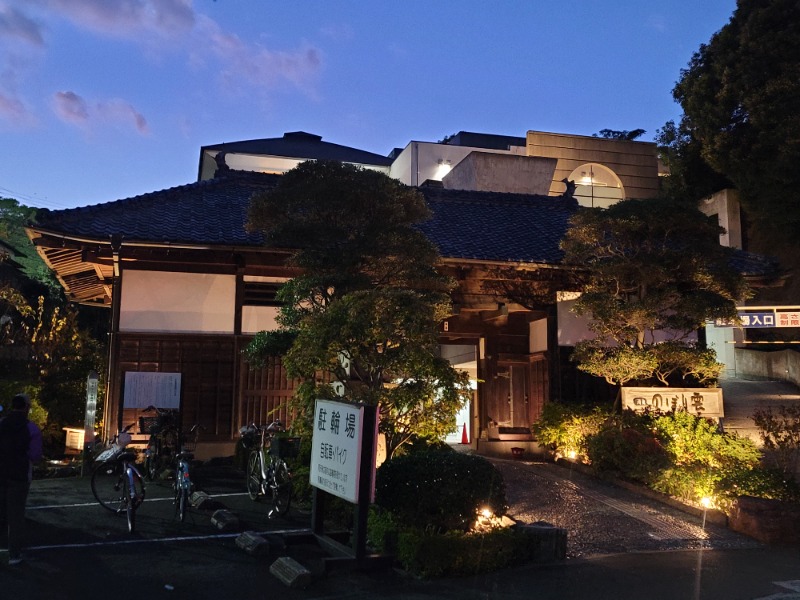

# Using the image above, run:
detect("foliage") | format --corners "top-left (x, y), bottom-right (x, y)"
top-left (716, 465), bottom-right (800, 507)
top-left (649, 411), bottom-right (761, 503)
top-left (561, 196), bottom-right (747, 386)
top-left (655, 120), bottom-right (732, 204)
top-left (374, 446), bottom-right (508, 533)
top-left (530, 402), bottom-right (610, 460)
top-left (388, 526), bottom-right (545, 578)
top-left (592, 128), bottom-right (646, 141)
top-left (0, 197), bottom-right (60, 292)
top-left (752, 404), bottom-right (800, 476)
top-left (531, 406), bottom-right (792, 508)
top-left (245, 161), bottom-right (470, 457)
top-left (571, 342), bottom-right (658, 386)
top-left (671, 0), bottom-right (800, 241)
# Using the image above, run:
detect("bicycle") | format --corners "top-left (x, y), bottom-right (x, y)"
top-left (90, 423), bottom-right (146, 533)
top-left (239, 420), bottom-right (298, 518)
top-left (140, 405), bottom-right (180, 481)
top-left (173, 422), bottom-right (203, 522)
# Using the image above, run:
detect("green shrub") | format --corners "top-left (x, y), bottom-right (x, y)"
top-left (531, 403), bottom-right (610, 461)
top-left (753, 404), bottom-right (800, 476)
top-left (716, 465), bottom-right (800, 507)
top-left (393, 527), bottom-right (540, 578)
top-left (586, 425), bottom-right (670, 485)
top-left (374, 447), bottom-right (507, 532)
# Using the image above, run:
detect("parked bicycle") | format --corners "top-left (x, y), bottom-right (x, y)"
top-left (90, 423), bottom-right (146, 533)
top-left (173, 422), bottom-right (203, 522)
top-left (239, 420), bottom-right (298, 518)
top-left (140, 405), bottom-right (180, 481)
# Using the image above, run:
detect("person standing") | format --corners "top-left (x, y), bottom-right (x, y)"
top-left (0, 393), bottom-right (43, 566)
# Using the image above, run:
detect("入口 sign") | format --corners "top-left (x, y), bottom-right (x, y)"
top-left (310, 399), bottom-right (375, 504)
top-left (620, 387), bottom-right (724, 418)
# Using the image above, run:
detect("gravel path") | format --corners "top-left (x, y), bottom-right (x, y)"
top-left (488, 458), bottom-right (762, 559)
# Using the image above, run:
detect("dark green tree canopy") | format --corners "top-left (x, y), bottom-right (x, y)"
top-left (672, 0), bottom-right (800, 239)
top-left (592, 128), bottom-right (646, 141)
top-left (246, 161), bottom-right (469, 457)
top-left (561, 198), bottom-right (749, 387)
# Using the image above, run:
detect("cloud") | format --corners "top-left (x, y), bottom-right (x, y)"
top-left (28, 0), bottom-right (195, 39)
top-left (0, 90), bottom-right (34, 123)
top-left (53, 90), bottom-right (88, 125)
top-left (53, 91), bottom-right (148, 134)
top-left (198, 15), bottom-right (322, 93)
top-left (0, 4), bottom-right (45, 47)
top-left (97, 99), bottom-right (149, 134)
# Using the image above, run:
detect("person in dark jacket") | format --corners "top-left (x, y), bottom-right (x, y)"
top-left (0, 393), bottom-right (43, 566)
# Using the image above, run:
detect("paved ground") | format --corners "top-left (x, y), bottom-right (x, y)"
top-left (719, 378), bottom-right (800, 443)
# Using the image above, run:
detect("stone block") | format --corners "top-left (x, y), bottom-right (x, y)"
top-left (728, 496), bottom-right (800, 544)
top-left (236, 531), bottom-right (270, 556)
top-left (210, 509), bottom-right (240, 532)
top-left (519, 521), bottom-right (567, 561)
top-left (269, 556), bottom-right (312, 589)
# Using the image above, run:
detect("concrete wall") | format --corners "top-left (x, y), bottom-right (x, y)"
top-left (526, 130), bottom-right (659, 201)
top-left (443, 152), bottom-right (556, 194)
top-left (697, 189), bottom-right (743, 249)
top-left (735, 348), bottom-right (800, 386)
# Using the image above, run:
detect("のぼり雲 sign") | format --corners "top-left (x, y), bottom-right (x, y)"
top-left (620, 387), bottom-right (724, 419)
top-left (310, 399), bottom-right (376, 504)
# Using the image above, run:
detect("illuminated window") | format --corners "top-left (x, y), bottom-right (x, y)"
top-left (567, 163), bottom-right (624, 208)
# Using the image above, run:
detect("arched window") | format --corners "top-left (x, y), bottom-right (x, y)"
top-left (567, 163), bottom-right (624, 208)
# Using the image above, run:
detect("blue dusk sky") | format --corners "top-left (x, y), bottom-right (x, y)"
top-left (0, 0), bottom-right (737, 211)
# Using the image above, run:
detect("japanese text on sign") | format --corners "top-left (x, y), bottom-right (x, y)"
top-left (309, 399), bottom-right (363, 503)
top-left (620, 387), bottom-right (724, 418)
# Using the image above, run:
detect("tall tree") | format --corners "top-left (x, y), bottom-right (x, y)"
top-left (246, 161), bottom-right (470, 457)
top-left (672, 0), bottom-right (800, 240)
top-left (592, 128), bottom-right (646, 141)
top-left (561, 197), bottom-right (749, 387)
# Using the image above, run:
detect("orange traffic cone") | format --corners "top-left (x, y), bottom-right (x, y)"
top-left (460, 423), bottom-right (469, 444)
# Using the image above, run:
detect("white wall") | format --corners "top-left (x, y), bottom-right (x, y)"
top-left (120, 270), bottom-right (235, 333)
top-left (242, 306), bottom-right (281, 334)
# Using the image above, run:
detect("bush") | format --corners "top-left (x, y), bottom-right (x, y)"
top-left (374, 447), bottom-right (507, 533)
top-left (531, 402), bottom-right (610, 461)
top-left (393, 527), bottom-right (540, 578)
top-left (587, 424), bottom-right (670, 485)
top-left (753, 404), bottom-right (800, 476)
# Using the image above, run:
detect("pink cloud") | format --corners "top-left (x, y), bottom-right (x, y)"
top-left (97, 99), bottom-right (149, 134)
top-left (0, 4), bottom-right (45, 47)
top-left (199, 16), bottom-right (322, 92)
top-left (53, 90), bottom-right (89, 125)
top-left (31, 0), bottom-right (195, 39)
top-left (0, 91), bottom-right (33, 122)
top-left (52, 91), bottom-right (149, 135)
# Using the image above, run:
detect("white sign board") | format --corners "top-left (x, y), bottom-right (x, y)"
top-left (123, 372), bottom-right (182, 409)
top-left (620, 387), bottom-right (724, 418)
top-left (310, 399), bottom-right (366, 504)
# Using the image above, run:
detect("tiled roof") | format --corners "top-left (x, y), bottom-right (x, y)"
top-left (419, 186), bottom-right (577, 263)
top-left (34, 171), bottom-right (578, 265)
top-left (201, 131), bottom-right (393, 167)
top-left (32, 171), bottom-right (779, 278)
top-left (34, 172), bottom-right (279, 247)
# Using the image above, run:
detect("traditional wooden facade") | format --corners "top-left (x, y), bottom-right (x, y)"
top-left (26, 166), bottom-right (580, 457)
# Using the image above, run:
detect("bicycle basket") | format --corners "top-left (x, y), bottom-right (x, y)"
top-left (239, 425), bottom-right (260, 450)
top-left (138, 416), bottom-right (162, 435)
top-left (269, 436), bottom-right (301, 459)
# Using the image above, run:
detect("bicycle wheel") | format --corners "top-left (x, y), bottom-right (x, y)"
top-left (269, 459), bottom-right (292, 517)
top-left (176, 487), bottom-right (189, 522)
top-left (122, 475), bottom-right (136, 533)
top-left (246, 451), bottom-right (261, 501)
top-left (144, 441), bottom-right (159, 481)
top-left (124, 468), bottom-right (146, 533)
top-left (91, 460), bottom-right (127, 513)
